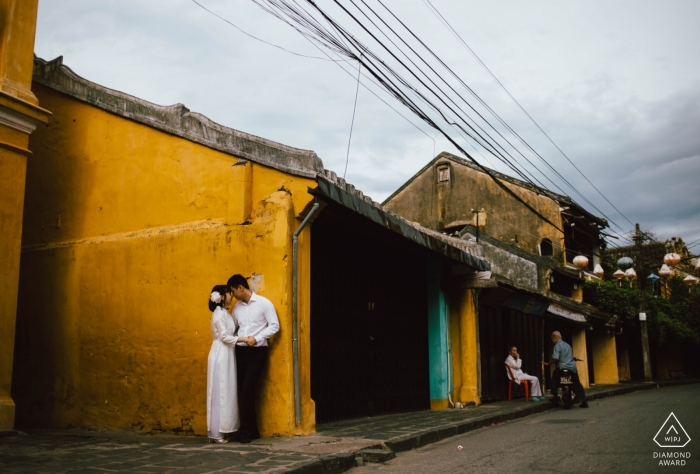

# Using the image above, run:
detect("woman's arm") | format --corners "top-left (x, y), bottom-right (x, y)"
top-left (213, 310), bottom-right (242, 346)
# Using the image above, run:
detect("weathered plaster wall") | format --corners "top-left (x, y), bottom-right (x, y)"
top-left (590, 330), bottom-right (619, 384)
top-left (14, 83), bottom-right (316, 436)
top-left (449, 289), bottom-right (479, 405)
top-left (572, 328), bottom-right (590, 389)
top-left (427, 260), bottom-right (449, 410)
top-left (384, 156), bottom-right (565, 265)
top-left (0, 0), bottom-right (50, 431)
top-left (475, 239), bottom-right (538, 291)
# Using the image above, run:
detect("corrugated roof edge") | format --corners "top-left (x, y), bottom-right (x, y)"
top-left (382, 152), bottom-right (608, 228)
top-left (32, 55), bottom-right (325, 179)
top-left (315, 169), bottom-right (491, 271)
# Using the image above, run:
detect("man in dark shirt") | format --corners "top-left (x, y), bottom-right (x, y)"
top-left (544, 331), bottom-right (588, 408)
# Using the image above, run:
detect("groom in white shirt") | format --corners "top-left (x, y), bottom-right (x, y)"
top-left (228, 274), bottom-right (280, 443)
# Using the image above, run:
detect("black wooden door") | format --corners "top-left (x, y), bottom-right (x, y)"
top-left (310, 211), bottom-right (429, 424)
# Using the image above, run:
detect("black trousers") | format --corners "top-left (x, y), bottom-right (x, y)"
top-left (551, 368), bottom-right (586, 403)
top-left (235, 346), bottom-right (268, 437)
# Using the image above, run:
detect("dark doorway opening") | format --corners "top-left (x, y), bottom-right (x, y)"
top-left (310, 207), bottom-right (430, 424)
top-left (478, 296), bottom-right (543, 402)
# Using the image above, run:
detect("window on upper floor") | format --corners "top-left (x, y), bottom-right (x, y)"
top-left (437, 164), bottom-right (450, 183)
top-left (539, 238), bottom-right (553, 256)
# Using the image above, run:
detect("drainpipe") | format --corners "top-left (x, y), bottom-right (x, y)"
top-left (292, 199), bottom-right (320, 426)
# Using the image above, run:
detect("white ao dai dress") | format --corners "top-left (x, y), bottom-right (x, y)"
top-left (207, 306), bottom-right (239, 439)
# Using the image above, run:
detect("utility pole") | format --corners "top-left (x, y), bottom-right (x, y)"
top-left (634, 223), bottom-right (653, 383)
top-left (471, 208), bottom-right (483, 243)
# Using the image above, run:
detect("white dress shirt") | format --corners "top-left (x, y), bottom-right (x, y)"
top-left (232, 292), bottom-right (280, 347)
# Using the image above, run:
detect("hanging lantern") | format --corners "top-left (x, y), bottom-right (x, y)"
top-left (625, 268), bottom-right (637, 287)
top-left (684, 275), bottom-right (698, 293)
top-left (573, 255), bottom-right (589, 269)
top-left (593, 264), bottom-right (604, 278)
top-left (658, 264), bottom-right (672, 278)
top-left (617, 256), bottom-right (634, 271)
top-left (613, 269), bottom-right (625, 286)
top-left (664, 253), bottom-right (681, 266)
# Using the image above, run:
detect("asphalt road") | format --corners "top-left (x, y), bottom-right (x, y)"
top-left (350, 384), bottom-right (700, 473)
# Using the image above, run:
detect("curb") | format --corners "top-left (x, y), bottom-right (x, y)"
top-left (283, 379), bottom-right (699, 474)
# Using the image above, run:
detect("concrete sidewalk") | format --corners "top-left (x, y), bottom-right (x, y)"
top-left (1, 380), bottom-right (696, 474)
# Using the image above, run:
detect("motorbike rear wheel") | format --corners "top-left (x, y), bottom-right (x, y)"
top-left (562, 386), bottom-right (573, 409)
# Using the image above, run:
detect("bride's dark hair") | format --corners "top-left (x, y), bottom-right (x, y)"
top-left (208, 284), bottom-right (230, 312)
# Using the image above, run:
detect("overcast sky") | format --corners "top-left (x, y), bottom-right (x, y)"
top-left (34, 0), bottom-right (700, 251)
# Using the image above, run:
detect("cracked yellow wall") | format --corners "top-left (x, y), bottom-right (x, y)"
top-left (13, 83), bottom-right (316, 436)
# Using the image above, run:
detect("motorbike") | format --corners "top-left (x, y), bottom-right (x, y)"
top-left (555, 357), bottom-right (583, 409)
top-left (558, 369), bottom-right (575, 409)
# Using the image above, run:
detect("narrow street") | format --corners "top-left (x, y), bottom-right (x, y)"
top-left (349, 384), bottom-right (699, 473)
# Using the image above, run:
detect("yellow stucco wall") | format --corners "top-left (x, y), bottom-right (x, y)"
top-left (14, 83), bottom-right (316, 436)
top-left (449, 289), bottom-right (480, 405)
top-left (0, 0), bottom-right (50, 431)
top-left (590, 330), bottom-right (619, 385)
top-left (571, 328), bottom-right (590, 389)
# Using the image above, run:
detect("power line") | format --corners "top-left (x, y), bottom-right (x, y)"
top-left (255, 0), bottom-right (566, 232)
top-left (344, 0), bottom-right (632, 243)
top-left (421, 0), bottom-right (636, 230)
top-left (191, 0), bottom-right (343, 61)
top-left (344, 60), bottom-right (362, 179)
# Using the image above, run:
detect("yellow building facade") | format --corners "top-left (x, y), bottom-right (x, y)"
top-left (16, 56), bottom-right (320, 436)
top-left (15, 56), bottom-right (491, 435)
top-left (0, 0), bottom-right (50, 432)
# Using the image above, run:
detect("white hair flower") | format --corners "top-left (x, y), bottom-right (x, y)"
top-left (210, 291), bottom-right (222, 304)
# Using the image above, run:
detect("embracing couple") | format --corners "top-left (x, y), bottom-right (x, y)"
top-left (206, 274), bottom-right (279, 444)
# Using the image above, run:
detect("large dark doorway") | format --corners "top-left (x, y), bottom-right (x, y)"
top-left (479, 292), bottom-right (544, 402)
top-left (310, 208), bottom-right (430, 424)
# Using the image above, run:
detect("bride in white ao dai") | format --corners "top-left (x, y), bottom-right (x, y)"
top-left (207, 285), bottom-right (241, 443)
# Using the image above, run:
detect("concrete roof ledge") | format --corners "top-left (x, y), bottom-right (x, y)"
top-left (32, 55), bottom-right (325, 179)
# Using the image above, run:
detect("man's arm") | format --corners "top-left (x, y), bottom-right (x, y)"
top-left (253, 299), bottom-right (280, 345)
top-left (505, 355), bottom-right (521, 370)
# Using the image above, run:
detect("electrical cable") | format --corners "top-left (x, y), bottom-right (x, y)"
top-left (252, 0), bottom-right (627, 237)
top-left (421, 0), bottom-right (636, 230)
top-left (253, 0), bottom-right (566, 232)
top-left (191, 0), bottom-right (348, 61)
top-left (343, 0), bottom-right (632, 243)
top-left (344, 59), bottom-right (362, 179)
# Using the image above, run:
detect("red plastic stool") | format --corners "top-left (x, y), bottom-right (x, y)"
top-left (505, 363), bottom-right (529, 401)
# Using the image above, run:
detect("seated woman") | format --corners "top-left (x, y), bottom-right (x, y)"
top-left (505, 346), bottom-right (545, 401)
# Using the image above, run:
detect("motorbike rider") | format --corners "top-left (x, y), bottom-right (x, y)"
top-left (543, 331), bottom-right (588, 408)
